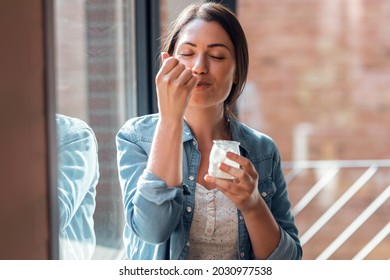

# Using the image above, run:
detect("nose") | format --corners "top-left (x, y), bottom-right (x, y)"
top-left (192, 53), bottom-right (208, 75)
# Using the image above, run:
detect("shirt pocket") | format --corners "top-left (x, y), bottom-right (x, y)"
top-left (257, 177), bottom-right (277, 208)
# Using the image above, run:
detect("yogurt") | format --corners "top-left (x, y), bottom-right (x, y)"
top-left (208, 140), bottom-right (240, 179)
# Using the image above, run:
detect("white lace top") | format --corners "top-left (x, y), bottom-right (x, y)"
top-left (187, 183), bottom-right (238, 260)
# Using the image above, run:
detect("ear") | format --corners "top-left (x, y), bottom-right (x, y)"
top-left (233, 69), bottom-right (238, 84)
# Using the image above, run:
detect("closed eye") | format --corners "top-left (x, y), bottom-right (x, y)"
top-left (210, 55), bottom-right (225, 60)
top-left (179, 53), bottom-right (193, 57)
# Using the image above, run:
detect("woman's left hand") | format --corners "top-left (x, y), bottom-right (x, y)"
top-left (204, 152), bottom-right (262, 213)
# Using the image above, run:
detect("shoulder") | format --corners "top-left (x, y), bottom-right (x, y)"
top-left (233, 120), bottom-right (279, 159)
top-left (56, 113), bottom-right (91, 131)
top-left (56, 114), bottom-right (96, 146)
top-left (117, 113), bottom-right (159, 142)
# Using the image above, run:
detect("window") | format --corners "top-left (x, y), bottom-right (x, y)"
top-left (54, 0), bottom-right (138, 259)
top-left (51, 0), bottom-right (389, 260)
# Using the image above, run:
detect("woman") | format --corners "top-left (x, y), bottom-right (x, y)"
top-left (116, 1), bottom-right (302, 260)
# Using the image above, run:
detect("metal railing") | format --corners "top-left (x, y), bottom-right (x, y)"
top-left (283, 160), bottom-right (390, 260)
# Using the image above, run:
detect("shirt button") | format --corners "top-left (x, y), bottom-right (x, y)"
top-left (186, 242), bottom-right (190, 247)
top-left (239, 215), bottom-right (244, 220)
top-left (240, 252), bottom-right (245, 258)
top-left (261, 192), bottom-right (267, 197)
top-left (189, 175), bottom-right (195, 181)
top-left (186, 206), bottom-right (192, 213)
top-left (192, 140), bottom-right (197, 146)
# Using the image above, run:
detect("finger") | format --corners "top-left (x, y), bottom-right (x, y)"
top-left (226, 152), bottom-right (258, 177)
top-left (185, 74), bottom-right (198, 89)
top-left (166, 62), bottom-right (187, 81)
top-left (177, 68), bottom-right (196, 86)
top-left (218, 162), bottom-right (246, 180)
top-left (225, 151), bottom-right (246, 166)
top-left (204, 174), bottom-right (240, 195)
top-left (161, 52), bottom-right (170, 62)
top-left (159, 56), bottom-right (180, 76)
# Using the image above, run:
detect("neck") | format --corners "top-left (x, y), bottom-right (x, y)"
top-left (184, 107), bottom-right (230, 144)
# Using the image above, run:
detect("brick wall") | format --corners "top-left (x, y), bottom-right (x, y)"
top-left (237, 0), bottom-right (390, 161)
top-left (85, 0), bottom-right (125, 250)
top-left (160, 0), bottom-right (390, 161)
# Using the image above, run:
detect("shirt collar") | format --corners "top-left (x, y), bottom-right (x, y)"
top-left (228, 117), bottom-right (250, 154)
top-left (183, 120), bottom-right (194, 142)
top-left (182, 117), bottom-right (251, 155)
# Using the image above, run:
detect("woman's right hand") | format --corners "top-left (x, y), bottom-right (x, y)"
top-left (155, 52), bottom-right (197, 122)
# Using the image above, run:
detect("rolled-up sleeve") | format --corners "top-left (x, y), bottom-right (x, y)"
top-left (266, 226), bottom-right (302, 260)
top-left (116, 125), bottom-right (185, 244)
top-left (266, 148), bottom-right (302, 260)
top-left (57, 118), bottom-right (99, 232)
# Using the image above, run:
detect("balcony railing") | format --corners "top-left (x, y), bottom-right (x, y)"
top-left (283, 160), bottom-right (390, 260)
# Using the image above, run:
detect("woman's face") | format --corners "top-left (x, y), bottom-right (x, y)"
top-left (174, 19), bottom-right (236, 112)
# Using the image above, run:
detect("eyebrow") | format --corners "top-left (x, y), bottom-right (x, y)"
top-left (182, 41), bottom-right (230, 50)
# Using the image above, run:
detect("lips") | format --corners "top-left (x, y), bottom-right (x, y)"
top-left (196, 81), bottom-right (211, 87)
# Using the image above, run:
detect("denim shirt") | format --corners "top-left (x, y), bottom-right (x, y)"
top-left (57, 114), bottom-right (99, 259)
top-left (116, 113), bottom-right (302, 260)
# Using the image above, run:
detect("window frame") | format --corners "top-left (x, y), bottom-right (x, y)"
top-left (44, 0), bottom-right (59, 260)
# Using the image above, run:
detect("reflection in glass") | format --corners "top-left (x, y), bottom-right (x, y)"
top-left (54, 0), bottom-right (135, 259)
top-left (56, 113), bottom-right (99, 259)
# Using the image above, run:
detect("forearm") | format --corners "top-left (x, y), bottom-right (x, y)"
top-left (117, 127), bottom-right (185, 244)
top-left (58, 131), bottom-right (99, 229)
top-left (242, 199), bottom-right (281, 260)
top-left (147, 118), bottom-right (184, 187)
top-left (130, 171), bottom-right (184, 243)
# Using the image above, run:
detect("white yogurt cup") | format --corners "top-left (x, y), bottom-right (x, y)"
top-left (208, 140), bottom-right (240, 179)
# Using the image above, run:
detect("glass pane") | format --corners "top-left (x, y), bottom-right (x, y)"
top-left (54, 0), bottom-right (136, 259)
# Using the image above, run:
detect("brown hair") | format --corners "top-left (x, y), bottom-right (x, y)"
top-left (160, 1), bottom-right (249, 119)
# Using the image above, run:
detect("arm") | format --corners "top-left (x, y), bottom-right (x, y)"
top-left (205, 152), bottom-right (280, 259)
top-left (116, 53), bottom-right (197, 244)
top-left (205, 150), bottom-right (302, 260)
top-left (116, 125), bottom-right (186, 244)
top-left (57, 119), bottom-right (99, 232)
top-left (266, 150), bottom-right (302, 259)
top-left (148, 52), bottom-right (197, 187)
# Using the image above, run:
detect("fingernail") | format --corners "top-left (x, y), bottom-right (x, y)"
top-left (161, 52), bottom-right (170, 61)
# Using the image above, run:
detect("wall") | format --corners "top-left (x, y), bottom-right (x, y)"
top-left (237, 0), bottom-right (390, 161)
top-left (0, 0), bottom-right (51, 259)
